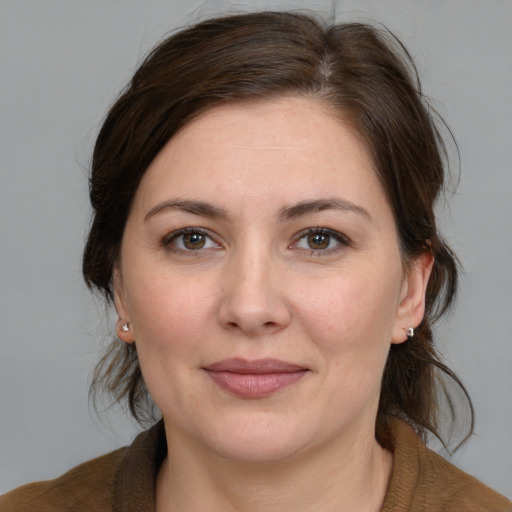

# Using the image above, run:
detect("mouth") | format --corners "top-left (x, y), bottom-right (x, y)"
top-left (202, 358), bottom-right (309, 398)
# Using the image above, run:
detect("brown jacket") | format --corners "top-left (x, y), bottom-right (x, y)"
top-left (1, 419), bottom-right (510, 511)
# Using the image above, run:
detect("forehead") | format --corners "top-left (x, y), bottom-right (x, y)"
top-left (134, 96), bottom-right (386, 215)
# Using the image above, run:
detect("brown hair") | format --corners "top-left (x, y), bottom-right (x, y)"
top-left (84, 11), bottom-right (472, 446)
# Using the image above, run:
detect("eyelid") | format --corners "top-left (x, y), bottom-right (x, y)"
top-left (162, 227), bottom-right (221, 251)
top-left (161, 226), bottom-right (350, 254)
top-left (291, 227), bottom-right (351, 253)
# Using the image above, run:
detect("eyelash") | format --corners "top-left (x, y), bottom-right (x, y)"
top-left (161, 227), bottom-right (350, 256)
top-left (162, 227), bottom-right (219, 253)
top-left (292, 227), bottom-right (350, 255)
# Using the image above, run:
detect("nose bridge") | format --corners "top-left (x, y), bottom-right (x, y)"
top-left (219, 237), bottom-right (289, 334)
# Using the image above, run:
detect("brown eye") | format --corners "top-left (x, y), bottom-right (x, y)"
top-left (307, 233), bottom-right (330, 250)
top-left (183, 232), bottom-right (206, 250)
top-left (293, 228), bottom-right (349, 254)
top-left (164, 229), bottom-right (218, 252)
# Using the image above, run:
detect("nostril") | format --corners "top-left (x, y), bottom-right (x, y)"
top-left (222, 317), bottom-right (287, 335)
top-left (217, 277), bottom-right (291, 334)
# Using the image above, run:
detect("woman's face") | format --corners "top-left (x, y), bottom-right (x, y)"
top-left (116, 96), bottom-right (431, 462)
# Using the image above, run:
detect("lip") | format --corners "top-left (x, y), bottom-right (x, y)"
top-left (203, 358), bottom-right (308, 398)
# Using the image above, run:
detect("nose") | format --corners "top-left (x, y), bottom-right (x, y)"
top-left (218, 248), bottom-right (291, 336)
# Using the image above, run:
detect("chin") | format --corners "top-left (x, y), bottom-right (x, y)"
top-left (198, 414), bottom-right (316, 463)
top-left (211, 436), bottom-right (306, 464)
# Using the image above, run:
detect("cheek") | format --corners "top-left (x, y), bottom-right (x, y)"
top-left (293, 267), bottom-right (401, 357)
top-left (124, 273), bottom-right (219, 417)
top-left (126, 272), bottom-right (217, 357)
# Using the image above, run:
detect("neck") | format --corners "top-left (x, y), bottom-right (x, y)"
top-left (156, 422), bottom-right (392, 512)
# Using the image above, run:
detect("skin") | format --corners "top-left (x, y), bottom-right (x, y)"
top-left (115, 96), bottom-right (433, 512)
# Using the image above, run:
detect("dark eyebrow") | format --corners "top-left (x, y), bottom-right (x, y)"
top-left (144, 200), bottom-right (227, 221)
top-left (144, 198), bottom-right (372, 223)
top-left (278, 198), bottom-right (373, 223)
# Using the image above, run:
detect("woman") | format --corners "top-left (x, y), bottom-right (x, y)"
top-left (2, 11), bottom-right (510, 512)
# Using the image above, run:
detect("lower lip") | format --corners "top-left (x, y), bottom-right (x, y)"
top-left (205, 370), bottom-right (307, 398)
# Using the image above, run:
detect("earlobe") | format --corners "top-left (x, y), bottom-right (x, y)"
top-left (113, 267), bottom-right (135, 344)
top-left (391, 251), bottom-right (434, 344)
top-left (116, 319), bottom-right (135, 343)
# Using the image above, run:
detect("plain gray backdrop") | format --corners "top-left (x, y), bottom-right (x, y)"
top-left (1, 0), bottom-right (511, 498)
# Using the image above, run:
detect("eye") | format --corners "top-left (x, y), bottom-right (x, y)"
top-left (293, 228), bottom-right (349, 253)
top-left (163, 228), bottom-right (219, 252)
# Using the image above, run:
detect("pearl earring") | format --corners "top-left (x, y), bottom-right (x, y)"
top-left (121, 323), bottom-right (130, 332)
top-left (406, 327), bottom-right (414, 338)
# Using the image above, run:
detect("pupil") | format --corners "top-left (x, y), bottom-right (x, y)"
top-left (308, 233), bottom-right (329, 249)
top-left (184, 233), bottom-right (205, 249)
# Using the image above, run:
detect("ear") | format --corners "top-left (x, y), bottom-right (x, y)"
top-left (113, 266), bottom-right (135, 344)
top-left (391, 250), bottom-right (434, 344)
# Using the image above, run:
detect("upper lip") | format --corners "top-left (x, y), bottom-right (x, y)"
top-left (203, 358), bottom-right (307, 374)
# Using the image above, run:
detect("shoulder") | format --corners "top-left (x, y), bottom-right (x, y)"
top-left (0, 447), bottom-right (127, 512)
top-left (0, 421), bottom-right (165, 512)
top-left (383, 417), bottom-right (512, 512)
top-left (422, 447), bottom-right (512, 511)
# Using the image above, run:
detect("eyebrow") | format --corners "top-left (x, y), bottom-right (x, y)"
top-left (144, 197), bottom-right (372, 223)
top-left (278, 198), bottom-right (373, 223)
top-left (144, 200), bottom-right (228, 221)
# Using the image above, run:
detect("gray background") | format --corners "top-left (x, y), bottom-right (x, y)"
top-left (1, 0), bottom-right (511, 498)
